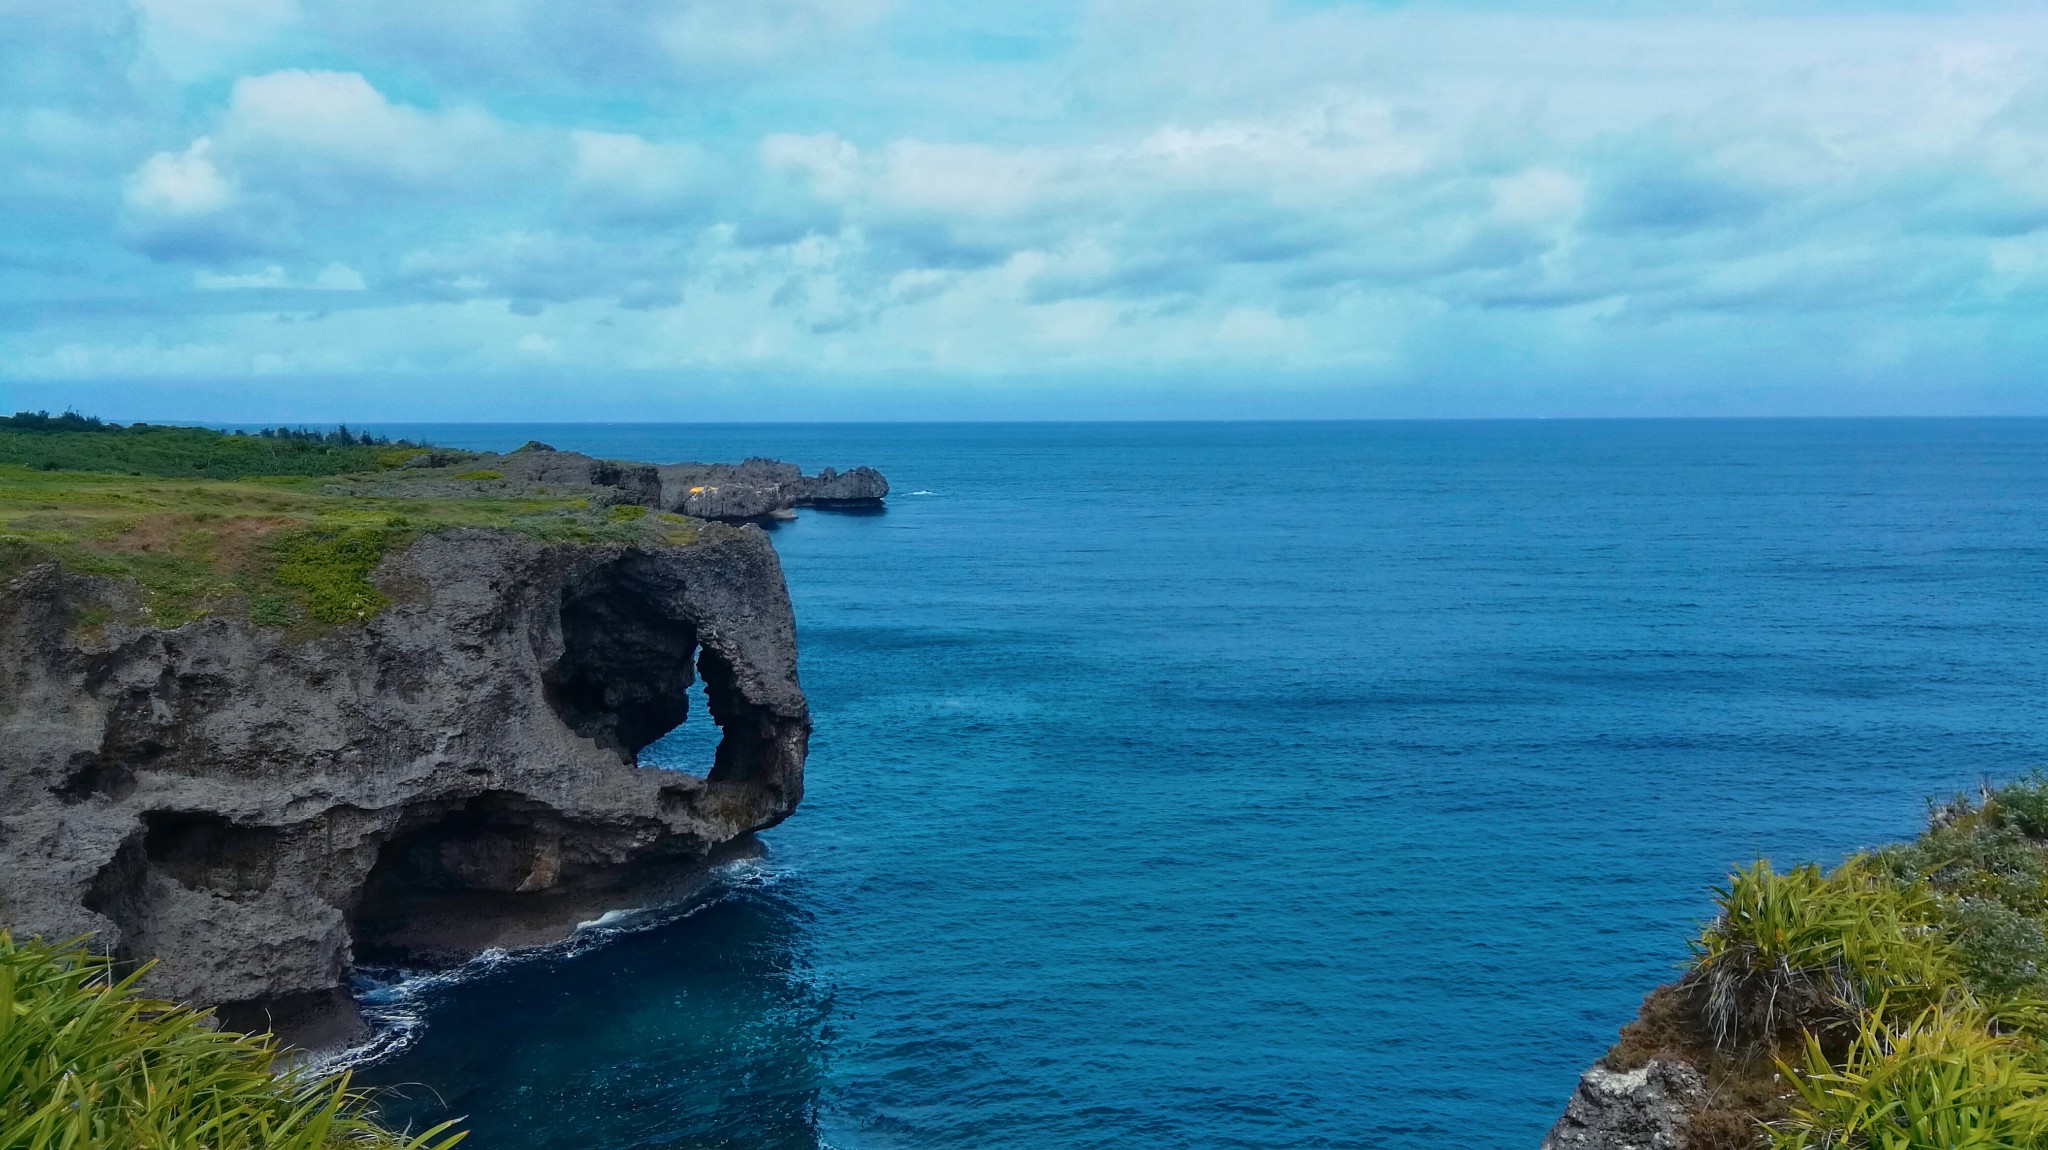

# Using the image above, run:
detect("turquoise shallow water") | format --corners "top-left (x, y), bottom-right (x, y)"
top-left (353, 420), bottom-right (2048, 1149)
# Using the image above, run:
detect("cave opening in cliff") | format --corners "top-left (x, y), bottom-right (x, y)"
top-left (350, 791), bottom-right (578, 960)
top-left (542, 555), bottom-right (722, 768)
top-left (540, 553), bottom-right (802, 802)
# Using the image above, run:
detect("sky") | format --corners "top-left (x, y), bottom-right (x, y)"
top-left (6, 0), bottom-right (2048, 420)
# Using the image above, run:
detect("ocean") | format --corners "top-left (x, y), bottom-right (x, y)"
top-left (349, 420), bottom-right (2048, 1149)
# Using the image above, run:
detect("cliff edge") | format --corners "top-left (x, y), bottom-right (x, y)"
top-left (0, 435), bottom-right (834, 1048)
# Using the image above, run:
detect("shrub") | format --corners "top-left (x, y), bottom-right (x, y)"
top-left (1770, 1003), bottom-right (2048, 1150)
top-left (604, 503), bottom-right (647, 523)
top-left (1689, 860), bottom-right (1955, 1052)
top-left (272, 521), bottom-right (403, 623)
top-left (1877, 824), bottom-right (2048, 918)
top-left (451, 470), bottom-right (502, 482)
top-left (1987, 773), bottom-right (2048, 840)
top-left (0, 933), bottom-right (463, 1149)
top-left (0, 420), bottom-right (416, 480)
top-left (1, 410), bottom-right (111, 433)
top-left (1943, 898), bottom-right (2048, 1001)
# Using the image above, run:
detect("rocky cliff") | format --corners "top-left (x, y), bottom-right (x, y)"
top-left (1541, 1058), bottom-right (1706, 1150)
top-left (354, 443), bottom-right (889, 522)
top-left (657, 458), bottom-right (890, 520)
top-left (0, 501), bottom-right (810, 1046)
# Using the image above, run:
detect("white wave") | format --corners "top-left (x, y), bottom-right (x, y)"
top-left (575, 907), bottom-right (648, 931)
top-left (906, 490), bottom-right (936, 495)
top-left (304, 858), bottom-right (782, 1072)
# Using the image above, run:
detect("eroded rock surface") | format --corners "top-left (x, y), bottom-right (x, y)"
top-left (658, 459), bottom-right (889, 519)
top-left (354, 444), bottom-right (886, 521)
top-left (1540, 1058), bottom-right (1708, 1150)
top-left (0, 523), bottom-right (807, 1043)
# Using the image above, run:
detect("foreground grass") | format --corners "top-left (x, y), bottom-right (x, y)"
top-left (0, 934), bottom-right (463, 1150)
top-left (0, 430), bottom-right (698, 627)
top-left (1611, 774), bottom-right (2048, 1149)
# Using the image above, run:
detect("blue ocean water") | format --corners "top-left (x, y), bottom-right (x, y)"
top-left (354, 420), bottom-right (2048, 1149)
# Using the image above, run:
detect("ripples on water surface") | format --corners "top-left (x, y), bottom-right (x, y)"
top-left (356, 421), bottom-right (2048, 1149)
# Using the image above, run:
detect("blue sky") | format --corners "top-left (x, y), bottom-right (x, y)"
top-left (6, 0), bottom-right (2048, 420)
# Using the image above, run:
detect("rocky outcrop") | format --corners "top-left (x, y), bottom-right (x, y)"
top-left (657, 459), bottom-right (889, 520)
top-left (658, 460), bottom-right (803, 520)
top-left (0, 523), bottom-right (807, 1045)
top-left (1541, 1059), bottom-right (1708, 1150)
top-left (488, 441), bottom-right (663, 506)
top-left (361, 445), bottom-right (886, 522)
top-left (799, 465), bottom-right (890, 506)
top-left (354, 443), bottom-right (661, 508)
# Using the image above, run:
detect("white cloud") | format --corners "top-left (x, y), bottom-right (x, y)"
top-left (215, 70), bottom-right (519, 193)
top-left (314, 263), bottom-right (368, 290)
top-left (193, 265), bottom-right (286, 289)
top-left (569, 130), bottom-right (713, 222)
top-left (761, 132), bottom-right (861, 198)
top-left (23, 2), bottom-right (2048, 409)
top-left (1492, 170), bottom-right (1585, 228)
top-left (116, 70), bottom-right (537, 259)
top-left (126, 137), bottom-right (234, 216)
top-left (876, 141), bottom-right (1059, 217)
top-left (192, 262), bottom-right (367, 290)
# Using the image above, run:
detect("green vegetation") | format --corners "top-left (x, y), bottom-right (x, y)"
top-left (1611, 773), bottom-right (2048, 1149)
top-left (0, 933), bottom-right (463, 1150)
top-left (272, 519), bottom-right (406, 623)
top-left (1690, 859), bottom-right (1955, 1053)
top-left (0, 411), bottom-right (429, 480)
top-left (450, 470), bottom-right (502, 482)
top-left (0, 417), bottom-right (699, 627)
top-left (1775, 1004), bottom-right (2048, 1150)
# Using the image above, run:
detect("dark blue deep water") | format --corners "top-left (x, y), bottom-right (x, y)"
top-left (354, 420), bottom-right (2048, 1149)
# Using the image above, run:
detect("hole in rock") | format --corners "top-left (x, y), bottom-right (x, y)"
top-left (350, 792), bottom-right (599, 962)
top-left (359, 793), bottom-right (566, 904)
top-left (79, 812), bottom-right (283, 966)
top-left (543, 558), bottom-right (700, 759)
top-left (52, 757), bottom-right (135, 804)
top-left (541, 554), bottom-right (764, 777)
top-left (638, 676), bottom-right (721, 773)
top-left (82, 832), bottom-right (149, 961)
top-left (142, 811), bottom-right (280, 896)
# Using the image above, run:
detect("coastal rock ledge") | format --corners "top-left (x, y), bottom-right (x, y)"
top-left (0, 524), bottom-right (808, 1047)
top-left (1540, 1058), bottom-right (1707, 1150)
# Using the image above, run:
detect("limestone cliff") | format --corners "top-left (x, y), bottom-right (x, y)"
top-left (657, 458), bottom-right (890, 520)
top-left (348, 443), bottom-right (889, 523)
top-left (1541, 1058), bottom-right (1706, 1150)
top-left (0, 522), bottom-right (808, 1045)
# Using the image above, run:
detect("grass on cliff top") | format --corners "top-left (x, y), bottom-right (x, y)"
top-left (0, 410), bottom-right (435, 480)
top-left (0, 419), bottom-right (700, 627)
top-left (1607, 772), bottom-right (2048, 1150)
top-left (0, 933), bottom-right (464, 1150)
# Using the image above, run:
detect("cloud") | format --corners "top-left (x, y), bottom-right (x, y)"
top-left (394, 229), bottom-right (692, 311)
top-left (117, 70), bottom-right (541, 260)
top-left (13, 2), bottom-right (2048, 413)
top-left (193, 262), bottom-right (367, 290)
top-left (215, 70), bottom-right (524, 196)
top-left (568, 129), bottom-right (717, 223)
top-left (127, 138), bottom-right (234, 216)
